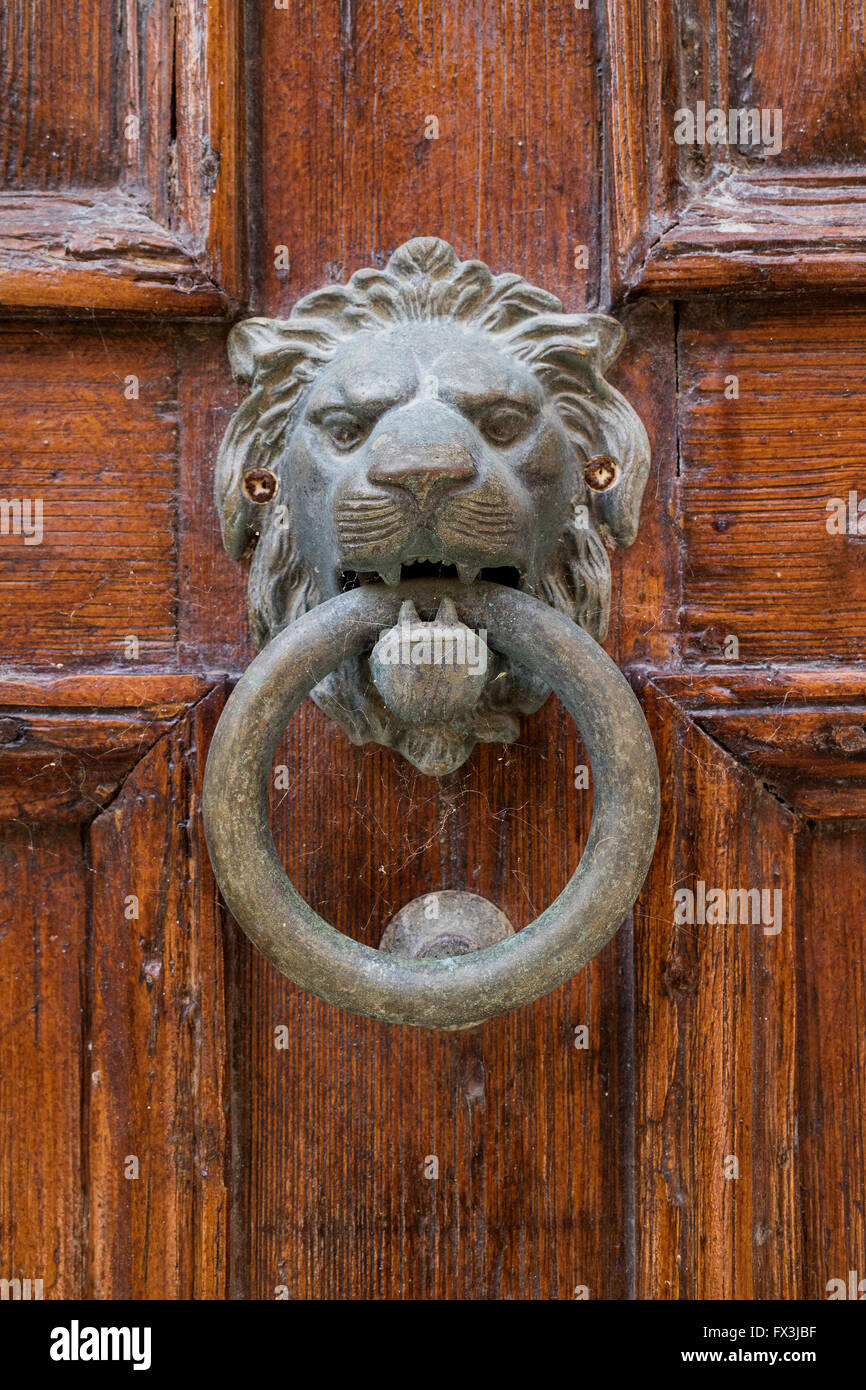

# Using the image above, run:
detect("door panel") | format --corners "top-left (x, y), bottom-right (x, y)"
top-left (259, 0), bottom-right (602, 313)
top-left (87, 688), bottom-right (228, 1300)
top-left (0, 676), bottom-right (224, 1298)
top-left (678, 299), bottom-right (866, 662)
top-left (230, 700), bottom-right (629, 1300)
top-left (796, 825), bottom-right (866, 1299)
top-left (638, 686), bottom-right (799, 1299)
top-left (0, 825), bottom-right (87, 1299)
top-left (0, 325), bottom-right (179, 666)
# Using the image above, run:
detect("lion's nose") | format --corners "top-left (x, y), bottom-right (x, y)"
top-left (366, 406), bottom-right (478, 509)
top-left (368, 445), bottom-right (476, 507)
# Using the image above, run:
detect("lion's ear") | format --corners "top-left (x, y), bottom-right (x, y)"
top-left (582, 390), bottom-right (650, 549)
top-left (227, 317), bottom-right (295, 384)
top-left (216, 320), bottom-right (301, 558)
top-left (568, 323), bottom-right (649, 547)
top-left (217, 318), bottom-right (317, 559)
top-left (214, 395), bottom-right (269, 559)
top-left (510, 313), bottom-right (650, 549)
top-left (565, 313), bottom-right (625, 373)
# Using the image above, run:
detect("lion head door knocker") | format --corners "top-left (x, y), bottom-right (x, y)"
top-left (203, 238), bottom-right (659, 1028)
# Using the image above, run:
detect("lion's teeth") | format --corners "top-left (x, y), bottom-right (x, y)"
top-left (398, 600), bottom-right (421, 626)
top-left (435, 598), bottom-right (460, 625)
top-left (379, 566), bottom-right (401, 586)
top-left (457, 564), bottom-right (479, 585)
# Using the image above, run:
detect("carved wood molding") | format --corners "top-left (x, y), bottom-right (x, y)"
top-left (0, 0), bottom-right (245, 317)
top-left (0, 673), bottom-right (222, 820)
top-left (650, 667), bottom-right (866, 818)
top-left (603, 1), bottom-right (866, 300)
top-left (639, 172), bottom-right (866, 296)
top-left (5, 663), bottom-right (863, 823)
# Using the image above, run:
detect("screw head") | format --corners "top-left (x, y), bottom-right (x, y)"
top-left (242, 468), bottom-right (279, 503)
top-left (584, 455), bottom-right (619, 491)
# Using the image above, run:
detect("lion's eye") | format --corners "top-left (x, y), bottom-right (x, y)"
top-left (479, 405), bottom-right (531, 446)
top-left (321, 413), bottom-right (368, 451)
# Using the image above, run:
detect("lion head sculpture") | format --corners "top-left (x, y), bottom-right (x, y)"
top-left (215, 237), bottom-right (650, 775)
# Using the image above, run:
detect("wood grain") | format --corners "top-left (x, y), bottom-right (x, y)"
top-left (0, 192), bottom-right (226, 316)
top-left (229, 694), bottom-right (636, 1299)
top-left (609, 2), bottom-right (866, 298)
top-left (0, 674), bottom-right (215, 822)
top-left (694, 710), bottom-right (866, 818)
top-left (0, 824), bottom-right (87, 1297)
top-left (796, 823), bottom-right (866, 1299)
top-left (641, 173), bottom-right (866, 296)
top-left (87, 688), bottom-right (228, 1298)
top-left (608, 299), bottom-right (681, 671)
top-left (0, 0), bottom-right (120, 190)
top-left (0, 1), bottom-right (245, 313)
top-left (653, 667), bottom-right (866, 709)
top-left (729, 0), bottom-right (866, 168)
top-left (603, 0), bottom-right (679, 299)
top-left (0, 686), bottom-right (227, 1299)
top-left (177, 327), bottom-right (250, 670)
top-left (0, 671), bottom-right (215, 712)
top-left (653, 669), bottom-right (866, 819)
top-left (174, 0), bottom-right (248, 304)
top-left (3, 0), bottom-right (866, 1306)
top-left (0, 712), bottom-right (176, 823)
top-left (259, 0), bottom-right (600, 312)
top-left (0, 323), bottom-right (179, 665)
top-left (677, 299), bottom-right (866, 662)
top-left (636, 684), bottom-right (800, 1298)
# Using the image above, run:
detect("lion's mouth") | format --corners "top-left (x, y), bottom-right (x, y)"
top-left (339, 560), bottom-right (523, 592)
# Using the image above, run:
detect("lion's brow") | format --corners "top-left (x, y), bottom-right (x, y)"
top-left (308, 384), bottom-right (406, 417)
top-left (438, 382), bottom-right (541, 413)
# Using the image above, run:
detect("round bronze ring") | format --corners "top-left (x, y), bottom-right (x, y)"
top-left (202, 580), bottom-right (660, 1029)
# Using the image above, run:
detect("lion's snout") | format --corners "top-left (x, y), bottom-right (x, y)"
top-left (365, 403), bottom-right (480, 511)
top-left (366, 441), bottom-right (476, 510)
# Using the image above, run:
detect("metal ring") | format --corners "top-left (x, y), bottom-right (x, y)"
top-left (202, 581), bottom-right (659, 1029)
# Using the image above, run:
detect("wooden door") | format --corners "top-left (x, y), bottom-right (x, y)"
top-left (1, 0), bottom-right (864, 1303)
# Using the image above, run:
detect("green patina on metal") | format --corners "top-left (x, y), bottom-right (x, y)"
top-left (202, 581), bottom-right (659, 1029)
top-left (203, 240), bottom-right (658, 1026)
top-left (212, 236), bottom-right (651, 777)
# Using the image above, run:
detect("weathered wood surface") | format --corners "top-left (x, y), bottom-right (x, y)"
top-left (258, 0), bottom-right (601, 311)
top-left (654, 670), bottom-right (866, 819)
top-left (608, 2), bottom-right (866, 296)
top-left (0, 674), bottom-right (215, 821)
top-left (0, 192), bottom-right (226, 314)
top-left (1, 0), bottom-right (120, 190)
top-left (677, 299), bottom-right (866, 663)
top-left (641, 174), bottom-right (866, 295)
top-left (0, 690), bottom-right (228, 1299)
top-left (0, 824), bottom-right (88, 1297)
top-left (0, 1), bottom-right (245, 312)
top-left (796, 825), bottom-right (866, 1300)
top-left (0, 323), bottom-right (179, 664)
top-left (637, 685), bottom-right (800, 1299)
top-left (87, 688), bottom-right (228, 1299)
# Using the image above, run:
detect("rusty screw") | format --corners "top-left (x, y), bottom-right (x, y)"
top-left (242, 468), bottom-right (279, 503)
top-left (584, 455), bottom-right (619, 491)
top-left (832, 724), bottom-right (866, 753)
